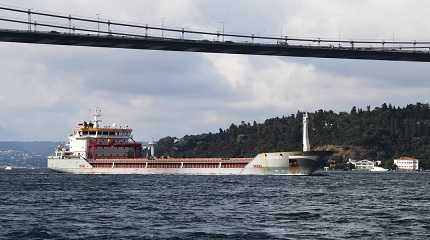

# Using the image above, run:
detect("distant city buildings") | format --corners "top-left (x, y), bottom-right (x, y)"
top-left (394, 157), bottom-right (419, 171)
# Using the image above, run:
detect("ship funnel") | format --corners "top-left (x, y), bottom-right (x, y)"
top-left (303, 112), bottom-right (310, 152)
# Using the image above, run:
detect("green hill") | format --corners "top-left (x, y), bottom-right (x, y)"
top-left (156, 103), bottom-right (430, 170)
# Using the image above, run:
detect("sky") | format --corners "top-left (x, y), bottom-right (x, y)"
top-left (0, 0), bottom-right (429, 141)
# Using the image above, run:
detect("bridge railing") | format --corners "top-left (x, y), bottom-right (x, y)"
top-left (0, 5), bottom-right (429, 52)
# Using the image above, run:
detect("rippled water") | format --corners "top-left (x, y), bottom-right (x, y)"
top-left (0, 169), bottom-right (429, 239)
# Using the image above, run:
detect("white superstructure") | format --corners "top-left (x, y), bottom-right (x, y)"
top-left (354, 160), bottom-right (376, 171)
top-left (348, 159), bottom-right (388, 172)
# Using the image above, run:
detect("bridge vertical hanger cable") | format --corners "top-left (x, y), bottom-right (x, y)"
top-left (145, 24), bottom-right (148, 37)
top-left (68, 14), bottom-right (71, 34)
top-left (27, 9), bottom-right (31, 31)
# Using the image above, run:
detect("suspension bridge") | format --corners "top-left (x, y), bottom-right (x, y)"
top-left (0, 6), bottom-right (430, 62)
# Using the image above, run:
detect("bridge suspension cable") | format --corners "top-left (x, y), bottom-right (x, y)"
top-left (0, 5), bottom-right (429, 47)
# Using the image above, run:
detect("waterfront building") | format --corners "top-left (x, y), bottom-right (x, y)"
top-left (394, 157), bottom-right (419, 171)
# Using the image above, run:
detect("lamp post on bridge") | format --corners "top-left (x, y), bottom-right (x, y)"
top-left (221, 22), bottom-right (225, 42)
top-left (97, 14), bottom-right (101, 35)
top-left (217, 21), bottom-right (225, 42)
top-left (161, 18), bottom-right (166, 38)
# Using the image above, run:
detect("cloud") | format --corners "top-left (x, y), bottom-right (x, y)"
top-left (292, 59), bottom-right (430, 89)
top-left (0, 0), bottom-right (428, 141)
top-left (44, 49), bottom-right (233, 98)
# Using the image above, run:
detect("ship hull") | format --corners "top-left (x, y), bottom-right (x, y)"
top-left (48, 151), bottom-right (332, 176)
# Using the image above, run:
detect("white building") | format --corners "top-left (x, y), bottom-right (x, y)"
top-left (394, 157), bottom-right (419, 171)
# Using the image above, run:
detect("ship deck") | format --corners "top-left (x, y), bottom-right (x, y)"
top-left (88, 157), bottom-right (254, 169)
top-left (89, 157), bottom-right (252, 163)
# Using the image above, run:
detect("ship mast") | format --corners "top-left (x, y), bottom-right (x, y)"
top-left (93, 108), bottom-right (102, 128)
top-left (303, 112), bottom-right (310, 152)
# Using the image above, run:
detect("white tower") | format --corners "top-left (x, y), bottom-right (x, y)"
top-left (303, 112), bottom-right (310, 152)
top-left (149, 141), bottom-right (155, 157)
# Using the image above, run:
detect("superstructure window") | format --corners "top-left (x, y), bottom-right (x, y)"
top-left (89, 131), bottom-right (96, 135)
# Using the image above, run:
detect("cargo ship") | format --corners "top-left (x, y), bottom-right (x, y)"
top-left (48, 111), bottom-right (332, 175)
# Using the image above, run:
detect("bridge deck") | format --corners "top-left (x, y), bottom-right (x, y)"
top-left (1, 29), bottom-right (430, 62)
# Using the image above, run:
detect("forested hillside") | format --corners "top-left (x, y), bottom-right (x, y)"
top-left (156, 103), bottom-right (430, 169)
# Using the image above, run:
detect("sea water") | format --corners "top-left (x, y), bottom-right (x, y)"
top-left (0, 169), bottom-right (429, 239)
